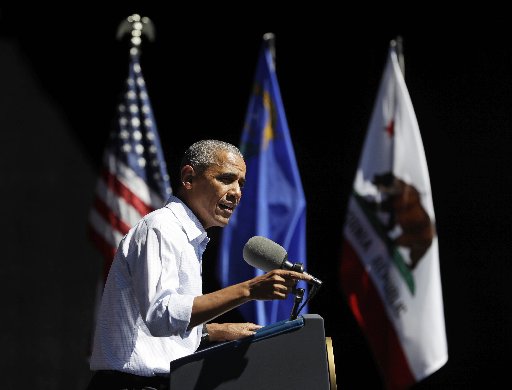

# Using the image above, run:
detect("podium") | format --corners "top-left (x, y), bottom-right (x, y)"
top-left (169, 314), bottom-right (331, 389)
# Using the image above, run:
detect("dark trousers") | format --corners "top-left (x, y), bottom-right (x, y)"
top-left (86, 370), bottom-right (169, 390)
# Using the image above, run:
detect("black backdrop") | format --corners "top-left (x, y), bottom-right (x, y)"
top-left (1, 5), bottom-right (511, 389)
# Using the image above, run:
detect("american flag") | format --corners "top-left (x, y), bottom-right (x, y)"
top-left (89, 47), bottom-right (172, 280)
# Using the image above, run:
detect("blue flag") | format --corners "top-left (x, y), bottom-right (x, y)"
top-left (218, 36), bottom-right (307, 325)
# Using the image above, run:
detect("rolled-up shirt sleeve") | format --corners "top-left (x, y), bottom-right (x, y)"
top-left (130, 220), bottom-right (201, 338)
top-left (90, 197), bottom-right (208, 374)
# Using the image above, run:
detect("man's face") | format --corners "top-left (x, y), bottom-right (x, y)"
top-left (188, 150), bottom-right (246, 229)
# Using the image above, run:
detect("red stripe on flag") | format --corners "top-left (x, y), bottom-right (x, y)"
top-left (87, 225), bottom-right (117, 281)
top-left (93, 195), bottom-right (131, 236)
top-left (102, 168), bottom-right (153, 216)
top-left (340, 239), bottom-right (416, 390)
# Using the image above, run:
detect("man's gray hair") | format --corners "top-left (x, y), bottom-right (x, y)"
top-left (181, 140), bottom-right (243, 174)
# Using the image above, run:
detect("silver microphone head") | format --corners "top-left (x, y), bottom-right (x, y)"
top-left (243, 236), bottom-right (288, 272)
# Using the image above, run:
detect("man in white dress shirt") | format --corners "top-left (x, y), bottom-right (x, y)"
top-left (87, 140), bottom-right (312, 389)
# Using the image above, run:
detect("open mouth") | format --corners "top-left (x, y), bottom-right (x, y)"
top-left (219, 203), bottom-right (235, 213)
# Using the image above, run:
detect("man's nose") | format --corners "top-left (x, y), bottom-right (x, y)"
top-left (230, 183), bottom-right (242, 202)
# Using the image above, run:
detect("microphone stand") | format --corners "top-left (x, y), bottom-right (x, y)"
top-left (289, 287), bottom-right (305, 320)
top-left (289, 263), bottom-right (306, 320)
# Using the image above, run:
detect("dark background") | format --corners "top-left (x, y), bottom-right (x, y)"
top-left (1, 5), bottom-right (511, 389)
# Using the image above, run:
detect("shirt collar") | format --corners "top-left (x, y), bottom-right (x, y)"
top-left (164, 195), bottom-right (209, 246)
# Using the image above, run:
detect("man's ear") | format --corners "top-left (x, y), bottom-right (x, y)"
top-left (181, 165), bottom-right (195, 189)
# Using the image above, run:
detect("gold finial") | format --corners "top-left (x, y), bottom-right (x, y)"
top-left (116, 14), bottom-right (155, 48)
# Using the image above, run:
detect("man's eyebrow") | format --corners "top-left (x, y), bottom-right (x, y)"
top-left (217, 172), bottom-right (239, 180)
top-left (217, 172), bottom-right (245, 183)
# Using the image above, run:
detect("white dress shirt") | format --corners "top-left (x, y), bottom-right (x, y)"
top-left (90, 196), bottom-right (209, 376)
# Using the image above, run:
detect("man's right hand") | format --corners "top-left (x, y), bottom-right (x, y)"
top-left (246, 269), bottom-right (312, 300)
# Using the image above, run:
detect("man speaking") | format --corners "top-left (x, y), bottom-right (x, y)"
top-left (87, 140), bottom-right (311, 389)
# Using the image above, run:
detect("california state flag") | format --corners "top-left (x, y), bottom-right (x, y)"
top-left (340, 42), bottom-right (448, 389)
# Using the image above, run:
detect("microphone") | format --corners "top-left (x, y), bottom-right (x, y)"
top-left (243, 236), bottom-right (323, 287)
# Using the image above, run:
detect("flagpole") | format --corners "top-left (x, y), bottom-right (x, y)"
top-left (263, 32), bottom-right (276, 68)
top-left (391, 35), bottom-right (405, 76)
top-left (262, 30), bottom-right (311, 321)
